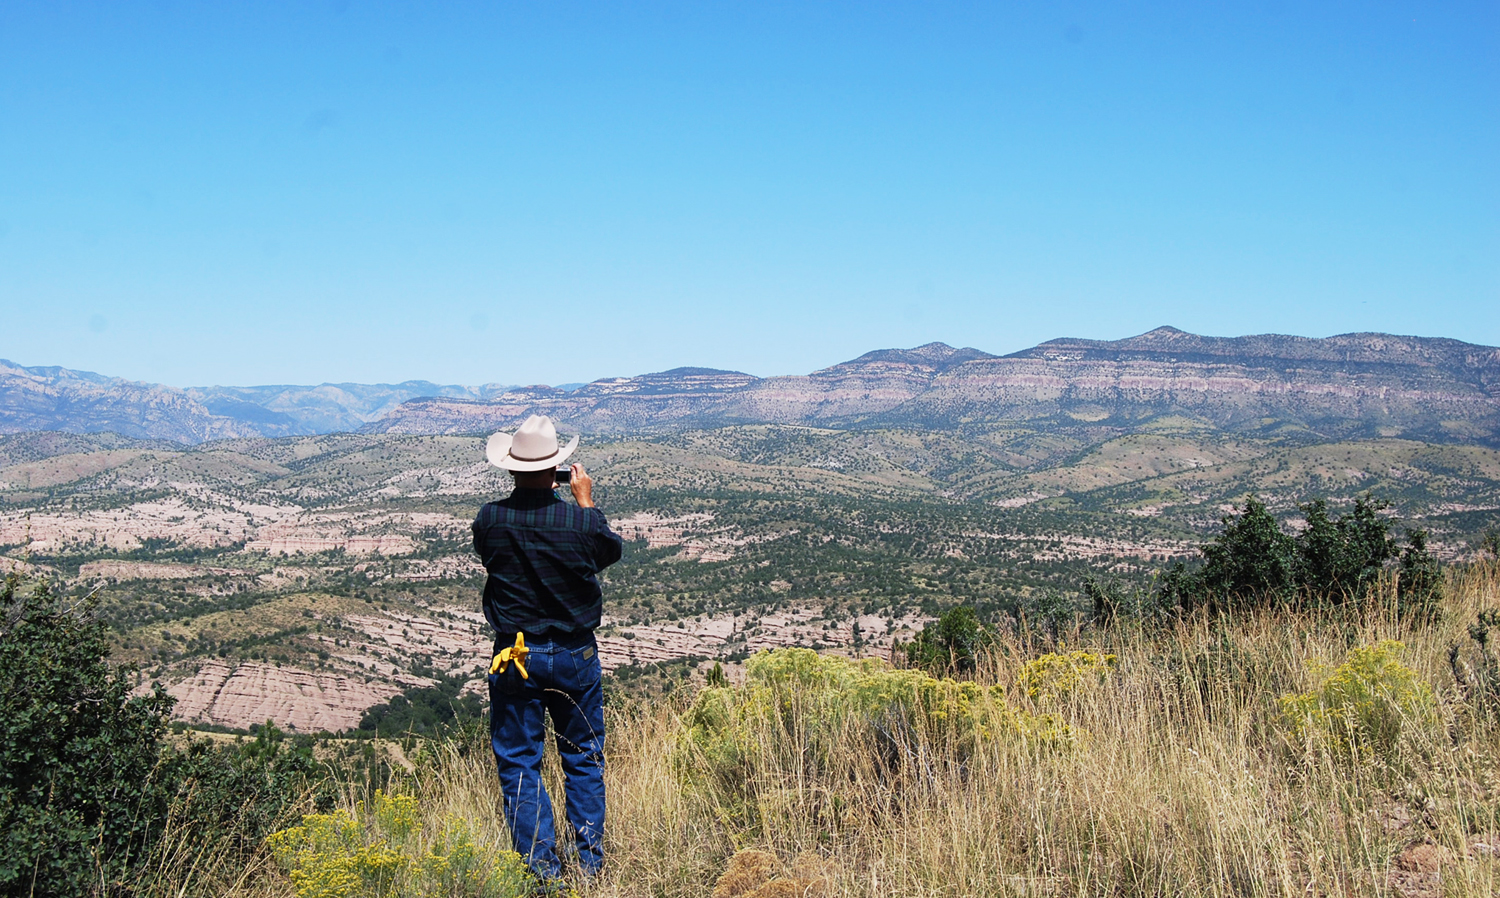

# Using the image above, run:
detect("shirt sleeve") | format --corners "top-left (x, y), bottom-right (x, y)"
top-left (589, 508), bottom-right (624, 570)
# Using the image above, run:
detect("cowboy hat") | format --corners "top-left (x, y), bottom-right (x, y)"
top-left (485, 415), bottom-right (580, 472)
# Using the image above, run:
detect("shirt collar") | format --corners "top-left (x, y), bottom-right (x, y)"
top-left (507, 487), bottom-right (561, 505)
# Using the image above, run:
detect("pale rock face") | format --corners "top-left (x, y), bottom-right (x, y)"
top-left (0, 495), bottom-right (273, 553)
top-left (609, 511), bottom-right (787, 563)
top-left (164, 660), bottom-right (404, 732)
top-left (0, 500), bottom-right (471, 560)
top-left (244, 510), bottom-right (468, 556)
top-left (596, 607), bottom-right (926, 669)
top-left (0, 555), bottom-right (52, 576)
top-left (78, 560), bottom-right (252, 580)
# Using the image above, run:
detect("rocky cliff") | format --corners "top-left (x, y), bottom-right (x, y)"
top-left (875, 328), bottom-right (1500, 440)
top-left (368, 330), bottom-right (1500, 444)
top-left (7, 329), bottom-right (1500, 444)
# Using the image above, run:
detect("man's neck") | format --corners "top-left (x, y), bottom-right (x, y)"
top-left (511, 471), bottom-right (557, 490)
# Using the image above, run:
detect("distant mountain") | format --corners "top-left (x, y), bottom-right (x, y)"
top-left (0, 360), bottom-right (259, 443)
top-left (5, 328), bottom-right (1500, 444)
top-left (369, 330), bottom-right (1500, 444)
top-left (825, 341), bottom-right (996, 372)
top-left (186, 382), bottom-right (514, 433)
top-left (0, 359), bottom-right (514, 441)
top-left (914, 327), bottom-right (1500, 439)
top-left (1017, 326), bottom-right (1500, 377)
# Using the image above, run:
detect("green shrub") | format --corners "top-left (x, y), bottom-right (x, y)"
top-left (0, 574), bottom-right (174, 896)
top-left (358, 676), bottom-right (484, 737)
top-left (1084, 576), bottom-right (1138, 627)
top-left (268, 791), bottom-right (532, 898)
top-left (1153, 494), bottom-right (1436, 619)
top-left (1019, 589), bottom-right (1080, 646)
top-left (1197, 496), bottom-right (1297, 609)
top-left (161, 722), bottom-right (326, 858)
top-left (0, 573), bottom-right (324, 897)
top-left (902, 605), bottom-right (991, 674)
top-left (1449, 608), bottom-right (1500, 720)
top-left (1294, 496), bottom-right (1396, 606)
top-left (1278, 640), bottom-right (1437, 765)
top-left (1397, 528), bottom-right (1444, 619)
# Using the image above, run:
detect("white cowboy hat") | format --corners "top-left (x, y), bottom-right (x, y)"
top-left (485, 415), bottom-right (580, 472)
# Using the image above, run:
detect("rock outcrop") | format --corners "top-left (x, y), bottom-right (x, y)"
top-left (364, 330), bottom-right (1500, 444)
top-left (164, 660), bottom-right (404, 732)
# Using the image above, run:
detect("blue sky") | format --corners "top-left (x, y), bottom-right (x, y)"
top-left (1, 2), bottom-right (1495, 387)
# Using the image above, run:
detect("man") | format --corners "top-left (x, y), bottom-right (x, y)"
top-left (472, 415), bottom-right (623, 882)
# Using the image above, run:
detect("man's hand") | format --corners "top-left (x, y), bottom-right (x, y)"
top-left (568, 464), bottom-right (594, 508)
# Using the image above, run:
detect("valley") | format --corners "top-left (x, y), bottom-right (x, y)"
top-left (4, 329), bottom-right (1500, 732)
top-left (3, 419), bottom-right (1498, 733)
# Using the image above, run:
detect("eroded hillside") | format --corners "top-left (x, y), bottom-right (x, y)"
top-left (2, 422), bottom-right (1497, 732)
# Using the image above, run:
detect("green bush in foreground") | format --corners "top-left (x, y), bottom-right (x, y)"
top-left (902, 605), bottom-right (992, 674)
top-left (678, 648), bottom-right (1074, 836)
top-left (1279, 639), bottom-right (1437, 765)
top-left (162, 722), bottom-right (325, 859)
top-left (0, 573), bottom-right (322, 897)
top-left (0, 574), bottom-right (173, 896)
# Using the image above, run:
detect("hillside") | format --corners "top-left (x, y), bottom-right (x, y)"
top-left (3, 420), bottom-right (1497, 732)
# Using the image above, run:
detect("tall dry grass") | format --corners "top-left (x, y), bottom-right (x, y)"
top-left (215, 563), bottom-right (1500, 897)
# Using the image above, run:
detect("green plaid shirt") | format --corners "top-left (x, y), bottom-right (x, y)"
top-left (472, 488), bottom-right (623, 637)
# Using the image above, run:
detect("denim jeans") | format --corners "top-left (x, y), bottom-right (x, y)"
top-left (488, 630), bottom-right (606, 880)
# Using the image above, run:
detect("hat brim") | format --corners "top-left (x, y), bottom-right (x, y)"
top-left (486, 432), bottom-right (580, 472)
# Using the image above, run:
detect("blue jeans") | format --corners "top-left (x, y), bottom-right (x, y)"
top-left (488, 631), bottom-right (606, 880)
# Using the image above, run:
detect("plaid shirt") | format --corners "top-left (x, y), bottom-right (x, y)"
top-left (472, 488), bottom-right (623, 637)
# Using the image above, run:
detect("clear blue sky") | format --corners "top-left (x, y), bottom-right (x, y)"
top-left (1, 2), bottom-right (1495, 387)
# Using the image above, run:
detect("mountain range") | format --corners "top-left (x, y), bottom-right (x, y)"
top-left (5, 327), bottom-right (1500, 445)
top-left (0, 360), bottom-right (518, 442)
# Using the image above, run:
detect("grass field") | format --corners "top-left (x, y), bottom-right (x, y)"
top-left (157, 562), bottom-right (1500, 898)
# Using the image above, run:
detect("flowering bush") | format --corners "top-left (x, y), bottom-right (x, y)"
top-left (681, 649), bottom-right (1071, 786)
top-left (1278, 640), bottom-right (1437, 764)
top-left (268, 808), bottom-right (403, 898)
top-left (268, 791), bottom-right (531, 898)
top-left (1017, 650), bottom-right (1118, 704)
top-left (678, 649), bottom-right (1075, 838)
top-left (420, 816), bottom-right (532, 898)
